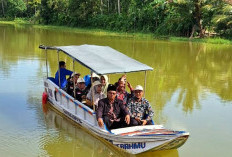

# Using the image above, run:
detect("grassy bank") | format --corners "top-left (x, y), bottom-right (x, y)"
top-left (1, 19), bottom-right (231, 45)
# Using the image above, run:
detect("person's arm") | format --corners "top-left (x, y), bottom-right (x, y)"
top-left (97, 100), bottom-right (104, 127)
top-left (86, 90), bottom-right (91, 101)
top-left (85, 99), bottom-right (92, 106)
top-left (126, 99), bottom-right (132, 116)
top-left (127, 81), bottom-right (133, 92)
top-left (86, 90), bottom-right (93, 106)
top-left (145, 100), bottom-right (154, 121)
top-left (119, 101), bottom-right (130, 125)
top-left (64, 69), bottom-right (73, 76)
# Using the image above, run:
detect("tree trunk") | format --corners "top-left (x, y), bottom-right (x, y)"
top-left (100, 0), bottom-right (103, 14)
top-left (108, 0), bottom-right (109, 13)
top-left (190, 25), bottom-right (196, 39)
top-left (35, 5), bottom-right (36, 16)
top-left (26, 0), bottom-right (28, 10)
top-left (194, 0), bottom-right (204, 38)
top-left (117, 0), bottom-right (120, 14)
top-left (1, 0), bottom-right (4, 17)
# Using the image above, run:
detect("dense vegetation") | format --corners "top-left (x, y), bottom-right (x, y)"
top-left (0, 0), bottom-right (232, 39)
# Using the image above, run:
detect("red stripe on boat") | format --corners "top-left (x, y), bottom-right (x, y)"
top-left (120, 129), bottom-right (171, 136)
top-left (88, 111), bottom-right (93, 115)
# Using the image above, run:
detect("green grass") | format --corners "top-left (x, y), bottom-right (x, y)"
top-left (0, 19), bottom-right (231, 45)
top-left (31, 24), bottom-right (155, 39)
top-left (0, 18), bottom-right (30, 24)
top-left (169, 36), bottom-right (232, 44)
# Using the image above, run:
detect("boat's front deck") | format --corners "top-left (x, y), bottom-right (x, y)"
top-left (111, 125), bottom-right (187, 137)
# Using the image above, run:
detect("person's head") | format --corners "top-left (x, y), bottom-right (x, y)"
top-left (77, 78), bottom-right (86, 90)
top-left (93, 81), bottom-right (102, 94)
top-left (117, 80), bottom-right (125, 92)
top-left (72, 73), bottom-right (80, 83)
top-left (92, 77), bottom-right (100, 83)
top-left (59, 61), bottom-right (66, 68)
top-left (134, 85), bottom-right (144, 100)
top-left (100, 75), bottom-right (108, 86)
top-left (107, 84), bottom-right (117, 101)
top-left (91, 72), bottom-right (100, 82)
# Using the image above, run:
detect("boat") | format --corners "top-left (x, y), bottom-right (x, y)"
top-left (42, 105), bottom-right (179, 157)
top-left (39, 44), bottom-right (189, 154)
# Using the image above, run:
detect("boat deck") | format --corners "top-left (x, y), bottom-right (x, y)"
top-left (111, 125), bottom-right (187, 137)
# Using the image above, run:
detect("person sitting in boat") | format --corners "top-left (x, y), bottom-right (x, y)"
top-left (65, 72), bottom-right (80, 96)
top-left (86, 81), bottom-right (105, 109)
top-left (84, 72), bottom-right (100, 91)
top-left (97, 84), bottom-right (130, 130)
top-left (127, 85), bottom-right (154, 126)
top-left (75, 77), bottom-right (88, 103)
top-left (115, 75), bottom-right (134, 105)
top-left (100, 75), bottom-right (109, 95)
top-left (55, 61), bottom-right (73, 89)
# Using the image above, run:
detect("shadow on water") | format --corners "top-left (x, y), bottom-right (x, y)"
top-left (42, 103), bottom-right (179, 157)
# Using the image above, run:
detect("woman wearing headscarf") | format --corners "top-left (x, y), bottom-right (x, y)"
top-left (100, 75), bottom-right (109, 95)
top-left (86, 81), bottom-right (106, 109)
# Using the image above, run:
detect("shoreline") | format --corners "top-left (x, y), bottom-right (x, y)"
top-left (1, 19), bottom-right (231, 45)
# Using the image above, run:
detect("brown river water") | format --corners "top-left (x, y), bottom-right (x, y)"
top-left (0, 23), bottom-right (232, 157)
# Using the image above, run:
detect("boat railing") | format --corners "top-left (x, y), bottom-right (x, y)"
top-left (45, 78), bottom-right (98, 127)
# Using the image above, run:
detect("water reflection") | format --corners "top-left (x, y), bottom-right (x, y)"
top-left (42, 103), bottom-right (179, 157)
top-left (1, 23), bottom-right (232, 157)
top-left (1, 24), bottom-right (231, 117)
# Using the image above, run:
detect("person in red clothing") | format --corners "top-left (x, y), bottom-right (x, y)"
top-left (115, 75), bottom-right (133, 105)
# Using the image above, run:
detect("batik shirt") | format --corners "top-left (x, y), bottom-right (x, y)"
top-left (127, 97), bottom-right (154, 121)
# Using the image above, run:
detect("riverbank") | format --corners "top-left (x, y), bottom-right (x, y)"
top-left (1, 19), bottom-right (231, 45)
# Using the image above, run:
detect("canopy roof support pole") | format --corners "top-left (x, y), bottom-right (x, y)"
top-left (144, 71), bottom-right (147, 97)
top-left (57, 50), bottom-right (61, 88)
top-left (91, 71), bottom-right (95, 111)
top-left (73, 59), bottom-right (76, 99)
top-left (45, 47), bottom-right (48, 78)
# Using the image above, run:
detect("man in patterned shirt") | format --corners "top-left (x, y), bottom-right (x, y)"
top-left (127, 85), bottom-right (154, 126)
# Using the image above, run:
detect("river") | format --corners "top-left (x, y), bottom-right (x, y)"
top-left (0, 23), bottom-right (232, 157)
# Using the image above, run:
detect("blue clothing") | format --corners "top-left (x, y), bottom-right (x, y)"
top-left (84, 75), bottom-right (91, 87)
top-left (55, 68), bottom-right (73, 89)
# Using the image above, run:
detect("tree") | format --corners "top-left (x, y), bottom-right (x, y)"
top-left (1, 0), bottom-right (5, 17)
top-left (5, 0), bottom-right (26, 17)
top-left (212, 1), bottom-right (232, 38)
top-left (193, 0), bottom-right (204, 38)
top-left (117, 0), bottom-right (120, 14)
top-left (27, 0), bottom-right (41, 16)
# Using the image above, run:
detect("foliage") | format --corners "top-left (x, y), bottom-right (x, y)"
top-left (0, 0), bottom-right (26, 17)
top-left (212, 3), bottom-right (232, 38)
top-left (0, 0), bottom-right (232, 39)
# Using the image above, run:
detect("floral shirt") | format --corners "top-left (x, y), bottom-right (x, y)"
top-left (127, 97), bottom-right (154, 121)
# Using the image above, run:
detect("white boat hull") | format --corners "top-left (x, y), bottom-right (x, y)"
top-left (44, 79), bottom-right (189, 154)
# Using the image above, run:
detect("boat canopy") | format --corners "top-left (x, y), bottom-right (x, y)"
top-left (39, 44), bottom-right (153, 75)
